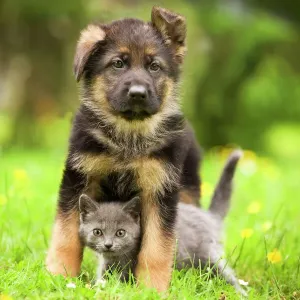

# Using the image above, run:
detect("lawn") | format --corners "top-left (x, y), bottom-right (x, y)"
top-left (0, 148), bottom-right (299, 299)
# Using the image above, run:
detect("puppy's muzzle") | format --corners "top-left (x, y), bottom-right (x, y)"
top-left (121, 84), bottom-right (156, 120)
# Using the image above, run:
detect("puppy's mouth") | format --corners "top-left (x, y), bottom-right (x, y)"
top-left (120, 110), bottom-right (152, 121)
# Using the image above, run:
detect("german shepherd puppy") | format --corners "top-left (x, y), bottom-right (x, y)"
top-left (46, 6), bottom-right (201, 292)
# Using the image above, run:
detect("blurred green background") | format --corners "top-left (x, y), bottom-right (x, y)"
top-left (1, 2), bottom-right (300, 297)
top-left (1, 0), bottom-right (300, 159)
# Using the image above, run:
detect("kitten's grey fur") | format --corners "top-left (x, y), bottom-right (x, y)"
top-left (175, 150), bottom-right (246, 295)
top-left (79, 195), bottom-right (141, 281)
top-left (79, 150), bottom-right (246, 295)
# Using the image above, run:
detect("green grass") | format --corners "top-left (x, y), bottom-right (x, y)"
top-left (0, 149), bottom-right (299, 299)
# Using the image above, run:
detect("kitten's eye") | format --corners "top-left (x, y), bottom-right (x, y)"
top-left (112, 59), bottom-right (124, 69)
top-left (149, 61), bottom-right (160, 72)
top-left (93, 229), bottom-right (103, 236)
top-left (116, 229), bottom-right (126, 237)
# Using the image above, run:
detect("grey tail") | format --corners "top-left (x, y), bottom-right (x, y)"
top-left (209, 149), bottom-right (243, 219)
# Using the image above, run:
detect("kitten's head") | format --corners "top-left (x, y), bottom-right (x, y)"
top-left (78, 194), bottom-right (141, 257)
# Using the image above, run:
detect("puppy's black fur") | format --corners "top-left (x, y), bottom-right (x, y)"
top-left (47, 6), bottom-right (201, 291)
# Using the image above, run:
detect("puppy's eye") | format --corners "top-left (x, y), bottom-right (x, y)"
top-left (93, 229), bottom-right (103, 236)
top-left (112, 59), bottom-right (124, 69)
top-left (116, 229), bottom-right (126, 237)
top-left (149, 61), bottom-right (160, 72)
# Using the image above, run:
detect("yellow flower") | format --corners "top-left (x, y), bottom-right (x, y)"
top-left (262, 221), bottom-right (272, 232)
top-left (247, 201), bottom-right (262, 214)
top-left (201, 182), bottom-right (213, 197)
top-left (0, 295), bottom-right (14, 300)
top-left (0, 195), bottom-right (7, 206)
top-left (219, 146), bottom-right (235, 160)
top-left (14, 169), bottom-right (28, 180)
top-left (13, 169), bottom-right (30, 188)
top-left (243, 150), bottom-right (257, 162)
top-left (267, 249), bottom-right (282, 264)
top-left (241, 228), bottom-right (254, 238)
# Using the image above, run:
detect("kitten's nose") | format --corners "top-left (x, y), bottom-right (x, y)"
top-left (104, 243), bottom-right (113, 250)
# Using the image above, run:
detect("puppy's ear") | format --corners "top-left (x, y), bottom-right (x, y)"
top-left (122, 197), bottom-right (141, 222)
top-left (74, 24), bottom-right (106, 81)
top-left (79, 194), bottom-right (98, 215)
top-left (151, 6), bottom-right (187, 63)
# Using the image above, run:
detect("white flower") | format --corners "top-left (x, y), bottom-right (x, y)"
top-left (95, 278), bottom-right (107, 288)
top-left (238, 279), bottom-right (249, 286)
top-left (66, 282), bottom-right (76, 289)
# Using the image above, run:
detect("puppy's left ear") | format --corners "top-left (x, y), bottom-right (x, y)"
top-left (74, 24), bottom-right (106, 82)
top-left (151, 6), bottom-right (187, 64)
top-left (122, 197), bottom-right (141, 222)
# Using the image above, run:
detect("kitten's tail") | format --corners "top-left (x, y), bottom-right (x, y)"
top-left (209, 149), bottom-right (243, 220)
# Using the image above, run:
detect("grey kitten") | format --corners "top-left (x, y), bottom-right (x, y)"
top-left (79, 150), bottom-right (246, 295)
top-left (79, 195), bottom-right (141, 281)
top-left (175, 150), bottom-right (246, 296)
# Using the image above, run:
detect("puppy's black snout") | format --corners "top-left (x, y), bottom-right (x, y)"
top-left (128, 85), bottom-right (147, 103)
top-left (104, 243), bottom-right (113, 249)
top-left (120, 83), bottom-right (157, 119)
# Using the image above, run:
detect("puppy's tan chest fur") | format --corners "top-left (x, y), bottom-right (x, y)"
top-left (71, 152), bottom-right (178, 198)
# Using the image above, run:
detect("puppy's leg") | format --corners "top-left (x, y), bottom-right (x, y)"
top-left (46, 210), bottom-right (83, 276)
top-left (180, 134), bottom-right (201, 206)
top-left (135, 193), bottom-right (177, 292)
top-left (46, 164), bottom-right (85, 276)
top-left (179, 188), bottom-right (200, 206)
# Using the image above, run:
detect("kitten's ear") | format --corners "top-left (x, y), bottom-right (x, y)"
top-left (79, 194), bottom-right (98, 215)
top-left (122, 197), bottom-right (141, 222)
top-left (151, 6), bottom-right (187, 64)
top-left (74, 24), bottom-right (106, 82)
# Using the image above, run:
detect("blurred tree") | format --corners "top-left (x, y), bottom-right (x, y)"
top-left (0, 0), bottom-right (300, 152)
top-left (187, 0), bottom-right (299, 150)
top-left (0, 0), bottom-right (86, 147)
top-left (247, 0), bottom-right (300, 26)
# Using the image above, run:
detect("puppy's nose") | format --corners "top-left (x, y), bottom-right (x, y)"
top-left (104, 243), bottom-right (113, 250)
top-left (128, 85), bottom-right (147, 103)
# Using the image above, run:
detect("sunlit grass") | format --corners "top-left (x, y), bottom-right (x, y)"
top-left (0, 149), bottom-right (299, 299)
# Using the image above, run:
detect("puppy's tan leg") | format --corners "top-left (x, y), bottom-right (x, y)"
top-left (179, 188), bottom-right (200, 205)
top-left (135, 201), bottom-right (175, 293)
top-left (46, 210), bottom-right (83, 277)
